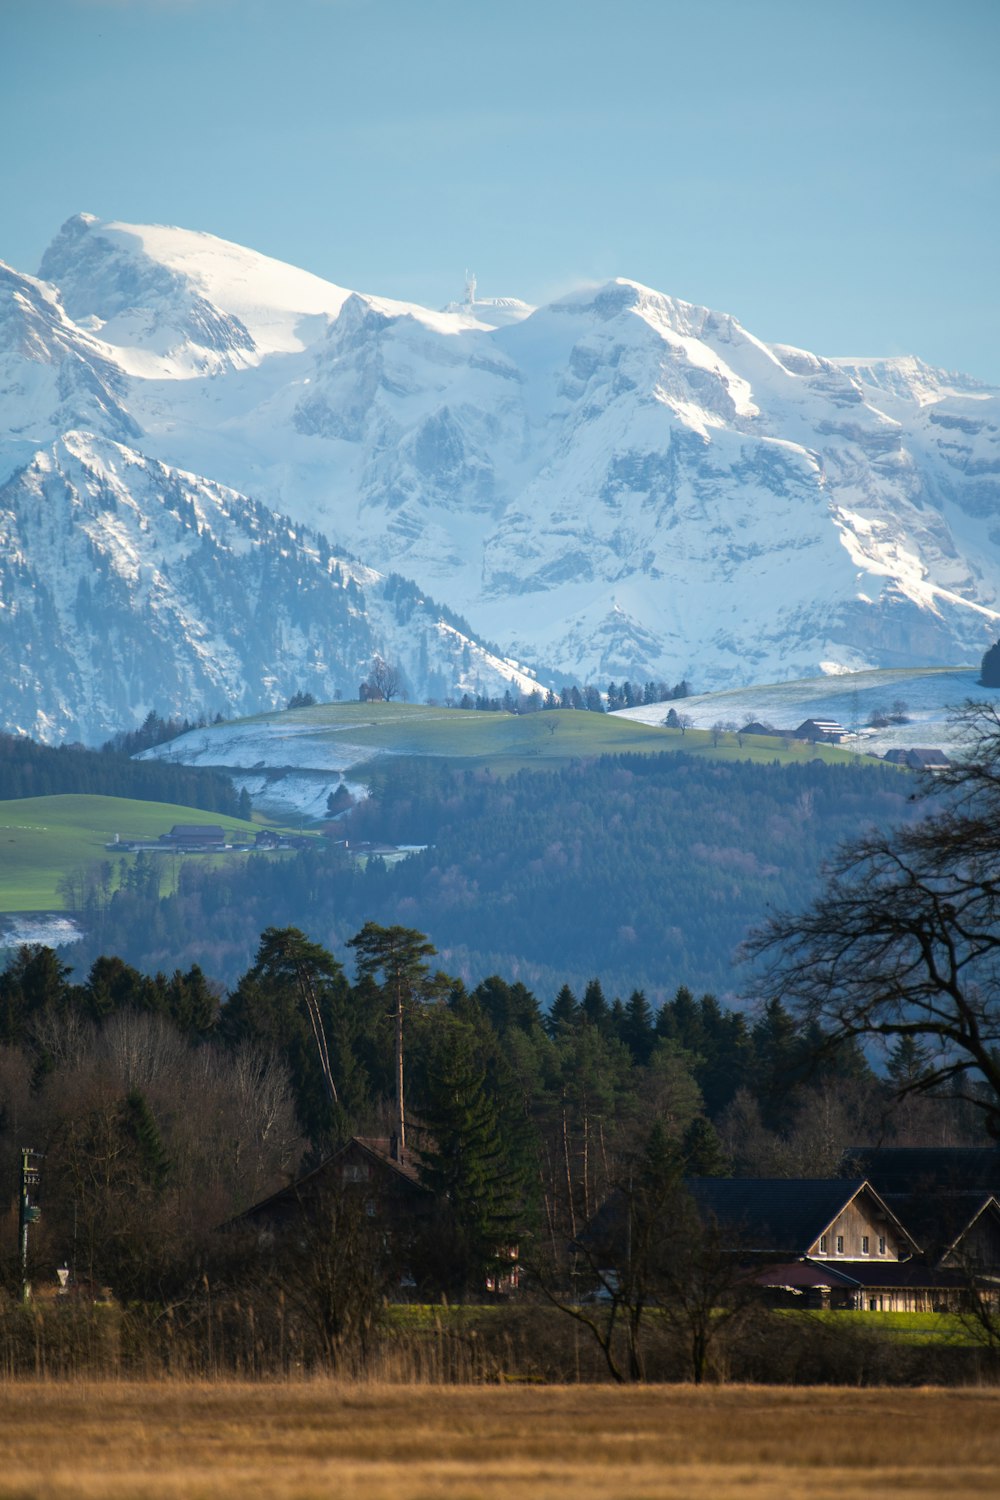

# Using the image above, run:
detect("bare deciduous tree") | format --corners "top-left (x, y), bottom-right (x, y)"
top-left (366, 655), bottom-right (402, 702)
top-left (746, 702), bottom-right (1000, 1131)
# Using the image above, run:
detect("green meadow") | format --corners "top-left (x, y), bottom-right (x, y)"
top-left (210, 700), bottom-right (863, 778)
top-left (0, 795), bottom-right (262, 912)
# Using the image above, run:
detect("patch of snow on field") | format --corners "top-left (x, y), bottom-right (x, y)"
top-left (613, 667), bottom-right (990, 756)
top-left (0, 914), bottom-right (84, 950)
top-left (142, 722), bottom-right (378, 774)
top-left (229, 771), bottom-right (368, 822)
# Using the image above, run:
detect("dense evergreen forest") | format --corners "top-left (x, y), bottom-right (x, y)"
top-left (0, 728), bottom-right (244, 815)
top-left (59, 752), bottom-right (912, 998)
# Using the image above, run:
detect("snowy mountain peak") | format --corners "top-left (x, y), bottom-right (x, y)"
top-left (4, 212), bottom-right (1000, 742)
top-left (38, 213), bottom-right (263, 376)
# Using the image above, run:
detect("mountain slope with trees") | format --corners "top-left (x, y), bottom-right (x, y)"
top-left (55, 752), bottom-right (912, 999)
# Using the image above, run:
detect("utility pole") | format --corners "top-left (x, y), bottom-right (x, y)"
top-left (394, 971), bottom-right (406, 1164)
top-left (18, 1148), bottom-right (42, 1302)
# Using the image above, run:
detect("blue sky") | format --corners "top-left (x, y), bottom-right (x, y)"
top-left (4, 0), bottom-right (999, 379)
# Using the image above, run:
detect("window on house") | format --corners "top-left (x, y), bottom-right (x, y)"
top-left (819, 1234), bottom-right (828, 1254)
top-left (342, 1163), bottom-right (369, 1182)
top-left (836, 1235), bottom-right (844, 1255)
top-left (878, 1236), bottom-right (886, 1256)
top-left (862, 1235), bottom-right (870, 1254)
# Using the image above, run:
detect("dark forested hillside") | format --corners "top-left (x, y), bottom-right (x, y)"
top-left (0, 731), bottom-right (242, 814)
top-left (58, 752), bottom-right (911, 998)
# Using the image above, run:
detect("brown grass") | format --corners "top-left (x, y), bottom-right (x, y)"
top-left (0, 1382), bottom-right (997, 1499)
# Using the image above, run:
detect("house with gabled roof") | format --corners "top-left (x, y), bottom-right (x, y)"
top-left (232, 1135), bottom-right (433, 1239)
top-left (881, 747), bottom-right (952, 772)
top-left (687, 1178), bottom-right (917, 1265)
top-left (793, 719), bottom-right (846, 743)
top-left (687, 1173), bottom-right (998, 1312)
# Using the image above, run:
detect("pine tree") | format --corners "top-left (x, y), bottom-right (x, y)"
top-left (546, 984), bottom-right (580, 1038)
top-left (621, 989), bottom-right (655, 1065)
top-left (472, 976), bottom-right (542, 1036)
top-left (681, 1116), bottom-right (729, 1176)
top-left (225, 928), bottom-right (353, 1146)
top-left (417, 1019), bottom-right (526, 1295)
top-left (751, 997), bottom-right (805, 1131)
top-left (582, 978), bottom-right (610, 1034)
top-left (122, 1088), bottom-right (171, 1191)
top-left (886, 1034), bottom-right (934, 1091)
top-left (347, 923), bottom-right (437, 1160)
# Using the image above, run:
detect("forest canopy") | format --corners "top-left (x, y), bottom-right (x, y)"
top-left (56, 751), bottom-right (912, 998)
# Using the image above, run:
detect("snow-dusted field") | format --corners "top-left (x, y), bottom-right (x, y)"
top-left (613, 665), bottom-right (990, 755)
top-left (0, 913), bottom-right (83, 951)
top-left (143, 719), bottom-right (374, 819)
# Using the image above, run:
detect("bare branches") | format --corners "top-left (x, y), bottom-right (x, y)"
top-left (745, 703), bottom-right (1000, 1129)
top-left (365, 655), bottom-right (402, 702)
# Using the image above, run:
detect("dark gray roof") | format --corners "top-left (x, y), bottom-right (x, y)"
top-left (226, 1135), bottom-right (430, 1230)
top-left (906, 748), bottom-right (952, 767)
top-left (687, 1178), bottom-right (870, 1254)
top-left (884, 1191), bottom-right (1000, 1257)
top-left (843, 1148), bottom-right (1000, 1196)
top-left (810, 1259), bottom-right (970, 1291)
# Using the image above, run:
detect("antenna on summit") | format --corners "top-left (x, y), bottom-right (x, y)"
top-left (463, 269), bottom-right (477, 309)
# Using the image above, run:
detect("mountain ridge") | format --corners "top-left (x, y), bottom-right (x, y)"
top-left (2, 212), bottom-right (999, 740)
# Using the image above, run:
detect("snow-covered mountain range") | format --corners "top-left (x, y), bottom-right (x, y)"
top-left (3, 212), bottom-right (999, 742)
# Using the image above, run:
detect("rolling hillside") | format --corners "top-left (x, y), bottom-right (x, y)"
top-left (142, 700), bottom-right (861, 819)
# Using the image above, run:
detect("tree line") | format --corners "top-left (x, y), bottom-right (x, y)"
top-left (455, 679), bottom-right (691, 714)
top-left (0, 726), bottom-right (244, 816)
top-left (1, 919), bottom-right (980, 1313)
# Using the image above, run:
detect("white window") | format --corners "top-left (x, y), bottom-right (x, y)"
top-left (819, 1234), bottom-right (828, 1254)
top-left (862, 1235), bottom-right (870, 1254)
top-left (878, 1236), bottom-right (886, 1256)
top-left (836, 1235), bottom-right (844, 1255)
top-left (342, 1163), bottom-right (369, 1182)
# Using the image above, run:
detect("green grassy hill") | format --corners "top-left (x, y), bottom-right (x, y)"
top-left (0, 795), bottom-right (263, 912)
top-left (154, 700), bottom-right (864, 784)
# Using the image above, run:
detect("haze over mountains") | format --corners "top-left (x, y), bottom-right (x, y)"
top-left (2, 213), bottom-right (999, 742)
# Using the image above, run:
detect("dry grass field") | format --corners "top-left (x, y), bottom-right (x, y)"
top-left (0, 1382), bottom-right (997, 1500)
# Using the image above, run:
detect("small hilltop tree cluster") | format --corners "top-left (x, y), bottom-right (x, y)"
top-left (980, 640), bottom-right (1000, 689)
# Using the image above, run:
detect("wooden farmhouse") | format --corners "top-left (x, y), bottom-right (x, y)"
top-left (230, 1134), bottom-right (523, 1298)
top-left (687, 1177), bottom-right (934, 1311)
top-left (580, 1156), bottom-right (1000, 1314)
top-left (881, 747), bottom-right (953, 771)
top-left (686, 1164), bottom-right (1000, 1312)
top-left (233, 1136), bottom-right (433, 1241)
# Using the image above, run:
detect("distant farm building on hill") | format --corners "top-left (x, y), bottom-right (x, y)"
top-left (794, 719), bottom-right (847, 743)
top-left (882, 747), bottom-right (952, 771)
top-left (160, 824), bottom-right (228, 850)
